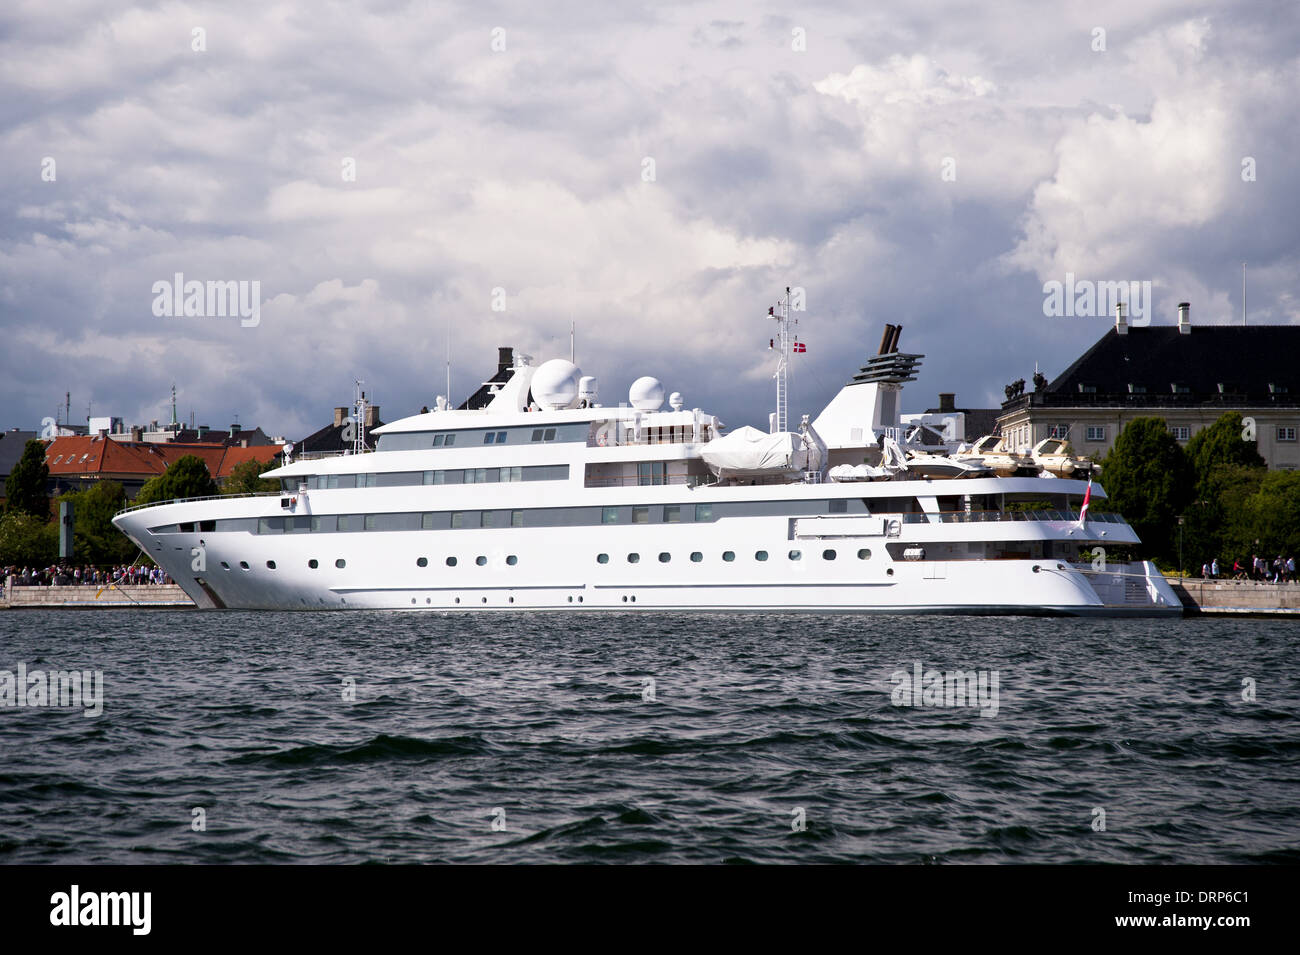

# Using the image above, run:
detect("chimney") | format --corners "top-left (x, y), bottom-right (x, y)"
top-left (130, 426), bottom-right (143, 442)
top-left (333, 407), bottom-right (348, 428)
top-left (878, 324), bottom-right (895, 355)
top-left (364, 405), bottom-right (380, 428)
top-left (1115, 302), bottom-right (1128, 335)
top-left (889, 324), bottom-right (903, 353)
top-left (497, 347), bottom-right (514, 374)
top-left (1177, 301), bottom-right (1191, 334)
top-left (938, 393), bottom-right (956, 412)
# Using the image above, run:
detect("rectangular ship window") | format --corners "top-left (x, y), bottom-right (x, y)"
top-left (695, 504), bottom-right (712, 522)
top-left (421, 513), bottom-right (436, 530)
top-left (450, 512), bottom-right (463, 529)
top-left (602, 507), bottom-right (619, 524)
top-left (633, 506), bottom-right (649, 524)
top-left (312, 515), bottom-right (336, 533)
top-left (511, 510), bottom-right (524, 527)
top-left (664, 506), bottom-right (680, 523)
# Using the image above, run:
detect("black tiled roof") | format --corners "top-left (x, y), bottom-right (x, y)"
top-left (1007, 326), bottom-right (1300, 408)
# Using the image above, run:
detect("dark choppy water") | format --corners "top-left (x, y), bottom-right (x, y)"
top-left (0, 610), bottom-right (1296, 864)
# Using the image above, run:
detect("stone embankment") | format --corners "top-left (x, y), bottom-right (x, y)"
top-left (1169, 579), bottom-right (1300, 616)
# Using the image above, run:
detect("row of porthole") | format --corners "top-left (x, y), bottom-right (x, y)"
top-left (596, 548), bottom-right (872, 564)
top-left (222, 556), bottom-right (523, 572)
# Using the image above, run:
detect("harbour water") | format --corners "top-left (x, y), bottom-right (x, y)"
top-left (1, 610), bottom-right (1296, 864)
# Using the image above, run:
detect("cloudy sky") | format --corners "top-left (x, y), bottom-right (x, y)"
top-left (2, 0), bottom-right (1297, 439)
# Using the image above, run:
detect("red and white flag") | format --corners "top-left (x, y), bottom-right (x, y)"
top-left (793, 341), bottom-right (806, 353)
top-left (1077, 476), bottom-right (1092, 526)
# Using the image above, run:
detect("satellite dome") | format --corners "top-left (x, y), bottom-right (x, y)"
top-left (531, 359), bottom-right (582, 410)
top-left (629, 376), bottom-right (665, 411)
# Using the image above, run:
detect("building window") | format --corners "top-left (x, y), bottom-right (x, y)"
top-left (1170, 426), bottom-right (1191, 441)
top-left (1278, 427), bottom-right (1297, 442)
top-left (602, 507), bottom-right (619, 524)
top-left (1048, 424), bottom-right (1069, 439)
top-left (1085, 426), bottom-right (1106, 442)
top-left (632, 506), bottom-right (649, 524)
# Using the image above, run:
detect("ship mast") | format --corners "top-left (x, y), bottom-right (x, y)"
top-left (768, 287), bottom-right (797, 433)
top-left (353, 379), bottom-right (370, 454)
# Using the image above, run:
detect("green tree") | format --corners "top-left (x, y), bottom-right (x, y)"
top-left (59, 481), bottom-right (137, 565)
top-left (222, 457), bottom-right (281, 495)
top-left (1100, 417), bottom-right (1194, 560)
top-left (0, 511), bottom-right (58, 565)
top-left (1185, 412), bottom-right (1265, 493)
top-left (4, 439), bottom-right (50, 518)
top-left (1225, 469), bottom-right (1300, 561)
top-left (134, 455), bottom-right (219, 506)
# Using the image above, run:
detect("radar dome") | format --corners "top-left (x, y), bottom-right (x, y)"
top-left (531, 359), bottom-right (583, 410)
top-left (629, 376), bottom-right (665, 411)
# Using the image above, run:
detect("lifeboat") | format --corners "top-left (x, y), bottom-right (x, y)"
top-left (1028, 438), bottom-right (1097, 478)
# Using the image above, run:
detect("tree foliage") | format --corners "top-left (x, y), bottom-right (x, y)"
top-left (58, 481), bottom-right (137, 564)
top-left (4, 439), bottom-right (50, 518)
top-left (222, 457), bottom-right (281, 495)
top-left (135, 455), bottom-right (219, 506)
top-left (0, 511), bottom-right (58, 565)
top-left (1185, 411), bottom-right (1265, 495)
top-left (1099, 417), bottom-right (1194, 560)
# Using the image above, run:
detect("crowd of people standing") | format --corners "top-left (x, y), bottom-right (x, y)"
top-left (3, 564), bottom-right (173, 587)
top-left (1200, 555), bottom-right (1295, 583)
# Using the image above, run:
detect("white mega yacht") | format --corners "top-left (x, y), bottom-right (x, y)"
top-left (113, 293), bottom-right (1180, 615)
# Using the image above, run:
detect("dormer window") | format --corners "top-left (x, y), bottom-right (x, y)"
top-left (1271, 383), bottom-right (1289, 395)
top-left (1171, 383), bottom-right (1190, 394)
top-left (1077, 384), bottom-right (1097, 394)
top-left (1128, 384), bottom-right (1146, 394)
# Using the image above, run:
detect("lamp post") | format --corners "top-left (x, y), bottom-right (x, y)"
top-left (1177, 515), bottom-right (1185, 577)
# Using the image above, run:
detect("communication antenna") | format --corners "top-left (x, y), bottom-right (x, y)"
top-left (767, 287), bottom-right (798, 433)
top-left (353, 379), bottom-right (369, 454)
top-left (445, 319), bottom-right (452, 405)
top-left (570, 320), bottom-right (575, 363)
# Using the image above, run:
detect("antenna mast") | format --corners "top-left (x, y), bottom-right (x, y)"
top-left (768, 287), bottom-right (797, 433)
top-left (353, 379), bottom-right (369, 454)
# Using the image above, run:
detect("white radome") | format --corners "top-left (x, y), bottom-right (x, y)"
top-left (629, 376), bottom-right (665, 411)
top-left (531, 359), bottom-right (583, 410)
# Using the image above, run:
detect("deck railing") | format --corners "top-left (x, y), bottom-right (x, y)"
top-left (116, 490), bottom-right (282, 516)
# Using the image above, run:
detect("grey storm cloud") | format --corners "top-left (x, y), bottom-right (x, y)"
top-left (1, 0), bottom-right (1297, 438)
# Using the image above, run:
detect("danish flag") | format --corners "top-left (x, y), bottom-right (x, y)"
top-left (793, 341), bottom-right (806, 353)
top-left (1077, 477), bottom-right (1092, 527)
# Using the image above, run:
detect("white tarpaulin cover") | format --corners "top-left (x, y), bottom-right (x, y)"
top-left (701, 426), bottom-right (804, 476)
